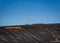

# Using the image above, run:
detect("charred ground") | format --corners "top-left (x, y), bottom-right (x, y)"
top-left (0, 24), bottom-right (60, 43)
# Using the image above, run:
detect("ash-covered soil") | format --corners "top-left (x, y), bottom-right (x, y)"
top-left (0, 24), bottom-right (60, 43)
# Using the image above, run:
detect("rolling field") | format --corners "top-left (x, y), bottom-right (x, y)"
top-left (0, 24), bottom-right (60, 43)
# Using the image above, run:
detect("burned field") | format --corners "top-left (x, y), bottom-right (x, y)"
top-left (0, 24), bottom-right (60, 43)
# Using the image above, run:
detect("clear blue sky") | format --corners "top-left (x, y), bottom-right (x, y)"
top-left (0, 0), bottom-right (60, 26)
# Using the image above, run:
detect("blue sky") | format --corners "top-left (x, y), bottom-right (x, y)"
top-left (0, 0), bottom-right (60, 26)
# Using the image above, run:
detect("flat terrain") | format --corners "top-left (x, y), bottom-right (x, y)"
top-left (0, 24), bottom-right (60, 43)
